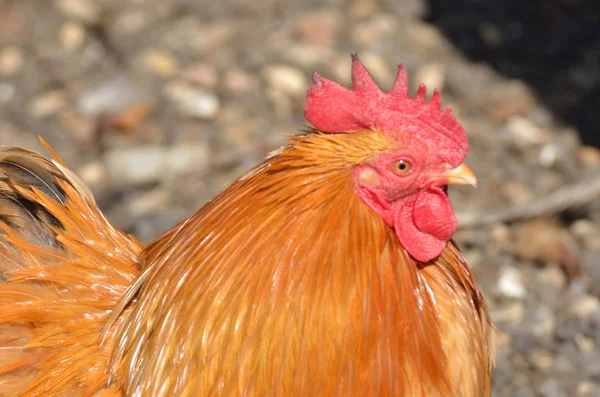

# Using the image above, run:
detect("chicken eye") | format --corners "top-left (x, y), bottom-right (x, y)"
top-left (394, 160), bottom-right (412, 174)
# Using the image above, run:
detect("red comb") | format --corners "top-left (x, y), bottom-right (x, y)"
top-left (303, 53), bottom-right (468, 165)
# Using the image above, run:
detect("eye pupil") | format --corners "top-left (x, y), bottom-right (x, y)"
top-left (395, 160), bottom-right (412, 174)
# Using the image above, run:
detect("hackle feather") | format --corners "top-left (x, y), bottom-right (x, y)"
top-left (0, 143), bottom-right (142, 396)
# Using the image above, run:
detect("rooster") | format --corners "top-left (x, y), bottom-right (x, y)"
top-left (0, 54), bottom-right (494, 397)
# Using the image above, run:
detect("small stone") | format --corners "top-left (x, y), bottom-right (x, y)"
top-left (516, 219), bottom-right (575, 266)
top-left (569, 295), bottom-right (600, 318)
top-left (296, 10), bottom-right (340, 47)
top-left (414, 62), bottom-right (446, 93)
top-left (485, 79), bottom-right (538, 122)
top-left (110, 9), bottom-right (149, 36)
top-left (571, 219), bottom-right (596, 238)
top-left (332, 55), bottom-right (353, 86)
top-left (536, 265), bottom-right (566, 290)
top-left (266, 88), bottom-right (293, 118)
top-left (29, 90), bottom-right (68, 119)
top-left (528, 349), bottom-right (554, 371)
top-left (578, 381), bottom-right (598, 396)
top-left (263, 65), bottom-right (308, 97)
top-left (58, 21), bottom-right (86, 50)
top-left (128, 188), bottom-right (172, 217)
top-left (224, 68), bottom-right (259, 94)
top-left (77, 74), bottom-right (143, 116)
top-left (349, 0), bottom-right (380, 17)
top-left (0, 46), bottom-right (24, 76)
top-left (0, 83), bottom-right (15, 103)
top-left (78, 161), bottom-right (108, 189)
top-left (105, 146), bottom-right (165, 186)
top-left (181, 62), bottom-right (218, 89)
top-left (159, 17), bottom-right (206, 53)
top-left (569, 280), bottom-right (588, 295)
top-left (59, 110), bottom-right (96, 144)
top-left (166, 144), bottom-right (210, 175)
top-left (142, 49), bottom-right (180, 77)
top-left (350, 15), bottom-right (399, 47)
top-left (571, 219), bottom-right (600, 250)
top-left (539, 378), bottom-right (568, 397)
top-left (491, 302), bottom-right (524, 325)
top-left (406, 21), bottom-right (446, 52)
top-left (282, 44), bottom-right (335, 68)
top-left (530, 306), bottom-right (556, 337)
top-left (491, 222), bottom-right (511, 245)
top-left (199, 21), bottom-right (236, 52)
top-left (506, 116), bottom-right (547, 147)
top-left (55, 0), bottom-right (101, 24)
top-left (383, 0), bottom-right (427, 19)
top-left (554, 354), bottom-right (577, 375)
top-left (445, 60), bottom-right (496, 102)
top-left (104, 144), bottom-right (210, 187)
top-left (498, 265), bottom-right (526, 299)
top-left (501, 181), bottom-right (532, 205)
top-left (539, 144), bottom-right (559, 167)
top-left (496, 331), bottom-right (512, 348)
top-left (578, 146), bottom-right (600, 167)
top-left (500, 182), bottom-right (533, 205)
top-left (574, 333), bottom-right (595, 353)
top-left (164, 81), bottom-right (220, 119)
top-left (223, 123), bottom-right (253, 145)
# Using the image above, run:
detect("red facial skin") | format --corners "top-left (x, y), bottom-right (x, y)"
top-left (354, 140), bottom-right (457, 263)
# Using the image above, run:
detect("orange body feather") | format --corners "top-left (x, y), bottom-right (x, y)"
top-left (0, 130), bottom-right (494, 396)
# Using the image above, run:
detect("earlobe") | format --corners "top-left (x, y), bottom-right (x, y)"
top-left (357, 166), bottom-right (381, 186)
top-left (355, 165), bottom-right (393, 223)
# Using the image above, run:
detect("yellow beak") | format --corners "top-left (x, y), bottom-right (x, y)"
top-left (443, 163), bottom-right (477, 187)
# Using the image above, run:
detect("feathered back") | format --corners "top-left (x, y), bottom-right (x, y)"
top-left (0, 142), bottom-right (142, 396)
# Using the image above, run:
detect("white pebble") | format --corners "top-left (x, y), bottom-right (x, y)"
top-left (539, 144), bottom-right (559, 167)
top-left (570, 295), bottom-right (600, 318)
top-left (415, 62), bottom-right (446, 93)
top-left (105, 146), bottom-right (165, 186)
top-left (506, 116), bottom-right (546, 147)
top-left (263, 65), bottom-right (308, 97)
top-left (0, 46), bottom-right (24, 76)
top-left (497, 265), bottom-right (526, 299)
top-left (165, 82), bottom-right (220, 119)
top-left (77, 75), bottom-right (142, 116)
top-left (59, 21), bottom-right (86, 50)
top-left (28, 90), bottom-right (67, 119)
top-left (104, 144), bottom-right (210, 187)
top-left (78, 161), bottom-right (108, 188)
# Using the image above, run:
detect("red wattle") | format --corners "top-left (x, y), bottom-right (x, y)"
top-left (413, 188), bottom-right (457, 242)
top-left (391, 189), bottom-right (456, 263)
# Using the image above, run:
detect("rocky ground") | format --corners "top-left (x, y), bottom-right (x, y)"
top-left (1, 0), bottom-right (599, 395)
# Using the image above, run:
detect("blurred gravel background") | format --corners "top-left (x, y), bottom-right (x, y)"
top-left (1, 0), bottom-right (599, 396)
